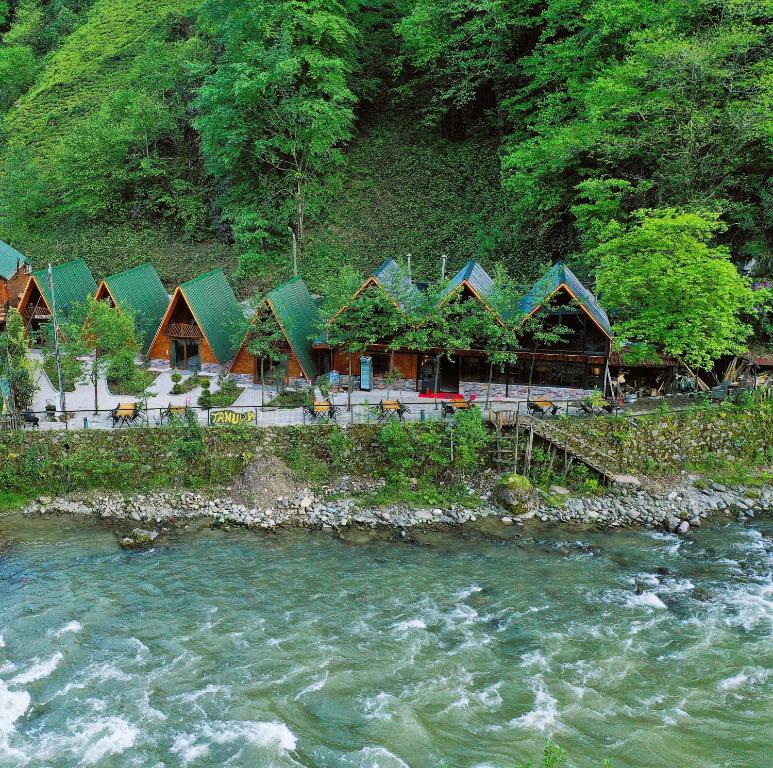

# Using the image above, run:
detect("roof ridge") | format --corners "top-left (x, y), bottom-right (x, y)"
top-left (181, 268), bottom-right (223, 287)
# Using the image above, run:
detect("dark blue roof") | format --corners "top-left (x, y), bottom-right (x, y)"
top-left (437, 260), bottom-right (495, 305)
top-left (518, 262), bottom-right (612, 337)
top-left (371, 258), bottom-right (423, 311)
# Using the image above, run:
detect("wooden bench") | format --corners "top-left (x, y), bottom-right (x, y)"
top-left (111, 402), bottom-right (140, 427)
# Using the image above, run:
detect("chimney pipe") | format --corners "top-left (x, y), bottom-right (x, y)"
top-left (441, 254), bottom-right (447, 281)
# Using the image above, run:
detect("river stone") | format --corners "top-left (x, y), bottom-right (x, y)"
top-left (494, 473), bottom-right (539, 517)
top-left (677, 520), bottom-right (690, 534)
top-left (119, 528), bottom-right (158, 549)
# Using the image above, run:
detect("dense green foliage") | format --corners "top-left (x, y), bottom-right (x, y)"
top-left (0, 0), bottom-right (770, 359)
top-left (0, 308), bottom-right (37, 409)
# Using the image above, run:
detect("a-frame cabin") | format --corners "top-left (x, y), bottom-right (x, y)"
top-left (147, 269), bottom-right (245, 371)
top-left (511, 261), bottom-right (613, 390)
top-left (96, 263), bottom-right (170, 355)
top-left (230, 276), bottom-right (320, 385)
top-left (17, 258), bottom-right (96, 342)
top-left (319, 258), bottom-right (424, 386)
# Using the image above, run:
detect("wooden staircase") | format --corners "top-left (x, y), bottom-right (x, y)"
top-left (489, 410), bottom-right (640, 487)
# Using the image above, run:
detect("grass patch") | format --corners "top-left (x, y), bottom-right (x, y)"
top-left (688, 459), bottom-right (773, 488)
top-left (43, 357), bottom-right (77, 392)
top-left (171, 373), bottom-right (207, 395)
top-left (206, 389), bottom-right (242, 408)
top-left (0, 492), bottom-right (34, 511)
top-left (269, 390), bottom-right (314, 407)
top-left (357, 482), bottom-right (482, 509)
top-left (108, 369), bottom-right (159, 396)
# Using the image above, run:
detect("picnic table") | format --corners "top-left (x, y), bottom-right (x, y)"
top-left (527, 399), bottom-right (559, 418)
top-left (578, 397), bottom-right (616, 416)
top-left (304, 400), bottom-right (339, 423)
top-left (373, 399), bottom-right (409, 423)
top-left (111, 402), bottom-right (141, 427)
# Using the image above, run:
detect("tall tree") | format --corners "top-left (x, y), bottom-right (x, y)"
top-left (196, 0), bottom-right (358, 281)
top-left (595, 209), bottom-right (759, 371)
top-left (59, 296), bottom-right (142, 414)
top-left (0, 308), bottom-right (38, 410)
top-left (241, 303), bottom-right (286, 407)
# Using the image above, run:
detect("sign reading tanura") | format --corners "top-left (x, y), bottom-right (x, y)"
top-left (210, 410), bottom-right (256, 425)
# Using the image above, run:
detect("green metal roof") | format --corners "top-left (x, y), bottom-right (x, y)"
top-left (180, 269), bottom-right (246, 364)
top-left (438, 260), bottom-right (495, 305)
top-left (0, 240), bottom-right (29, 280)
top-left (32, 258), bottom-right (96, 320)
top-left (103, 263), bottom-right (170, 354)
top-left (265, 276), bottom-right (319, 378)
top-left (518, 261), bottom-right (612, 337)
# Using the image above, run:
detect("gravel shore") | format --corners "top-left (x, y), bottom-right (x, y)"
top-left (18, 476), bottom-right (772, 547)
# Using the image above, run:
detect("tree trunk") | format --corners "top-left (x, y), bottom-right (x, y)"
top-left (433, 354), bottom-right (441, 409)
top-left (486, 361), bottom-right (494, 409)
top-left (93, 355), bottom-right (99, 415)
top-left (260, 357), bottom-right (265, 408)
top-left (348, 352), bottom-right (352, 411)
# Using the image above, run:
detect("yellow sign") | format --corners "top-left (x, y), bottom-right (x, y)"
top-left (211, 410), bottom-right (256, 425)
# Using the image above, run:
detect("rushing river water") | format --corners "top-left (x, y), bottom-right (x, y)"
top-left (0, 515), bottom-right (771, 768)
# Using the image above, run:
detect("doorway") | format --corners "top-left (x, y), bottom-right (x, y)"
top-left (172, 339), bottom-right (199, 370)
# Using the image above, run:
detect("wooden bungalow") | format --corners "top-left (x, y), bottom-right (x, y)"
top-left (96, 263), bottom-right (170, 355)
top-left (0, 240), bottom-right (32, 329)
top-left (317, 258), bottom-right (424, 387)
top-left (147, 269), bottom-right (245, 371)
top-left (17, 258), bottom-right (97, 341)
top-left (230, 276), bottom-right (320, 385)
top-left (508, 261), bottom-right (613, 391)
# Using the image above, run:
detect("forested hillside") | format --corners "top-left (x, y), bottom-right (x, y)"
top-left (0, 0), bottom-right (770, 293)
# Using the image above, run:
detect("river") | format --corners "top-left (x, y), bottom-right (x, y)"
top-left (0, 515), bottom-right (771, 767)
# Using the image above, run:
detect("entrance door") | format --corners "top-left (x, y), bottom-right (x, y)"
top-left (172, 339), bottom-right (199, 369)
top-left (439, 356), bottom-right (460, 392)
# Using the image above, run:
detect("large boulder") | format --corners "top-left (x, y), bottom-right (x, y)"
top-left (494, 473), bottom-right (539, 518)
top-left (119, 528), bottom-right (158, 549)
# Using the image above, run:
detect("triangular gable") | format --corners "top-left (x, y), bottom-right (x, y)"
top-left (518, 261), bottom-right (613, 339)
top-left (99, 263), bottom-right (170, 354)
top-left (148, 270), bottom-right (245, 365)
top-left (434, 260), bottom-right (507, 327)
top-left (331, 258), bottom-right (422, 322)
top-left (181, 270), bottom-right (245, 363)
top-left (29, 259), bottom-right (96, 321)
top-left (233, 276), bottom-right (320, 379)
top-left (265, 276), bottom-right (319, 379)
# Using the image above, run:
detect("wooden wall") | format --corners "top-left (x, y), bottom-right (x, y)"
top-left (147, 332), bottom-right (217, 366)
top-left (331, 349), bottom-right (418, 379)
top-left (230, 344), bottom-right (304, 382)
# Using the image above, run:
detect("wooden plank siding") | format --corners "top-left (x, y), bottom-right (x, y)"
top-left (331, 349), bottom-right (418, 379)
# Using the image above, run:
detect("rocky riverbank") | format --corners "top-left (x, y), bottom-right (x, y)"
top-left (16, 474), bottom-right (772, 547)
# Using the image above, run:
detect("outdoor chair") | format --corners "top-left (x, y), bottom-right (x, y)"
top-left (159, 404), bottom-right (188, 425)
top-left (527, 399), bottom-right (559, 418)
top-left (374, 399), bottom-right (409, 423)
top-left (578, 397), bottom-right (616, 416)
top-left (305, 400), bottom-right (338, 423)
top-left (111, 402), bottom-right (140, 427)
top-left (21, 410), bottom-right (39, 428)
